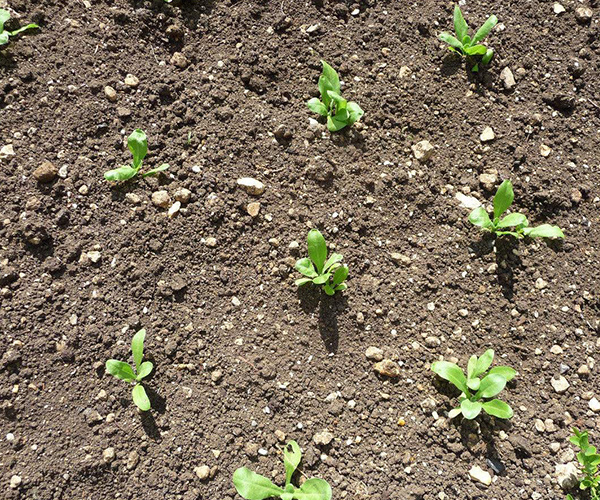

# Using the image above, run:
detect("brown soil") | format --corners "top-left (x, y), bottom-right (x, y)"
top-left (1, 0), bottom-right (600, 499)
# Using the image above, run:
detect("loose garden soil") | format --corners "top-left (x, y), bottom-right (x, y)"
top-left (1, 0), bottom-right (600, 499)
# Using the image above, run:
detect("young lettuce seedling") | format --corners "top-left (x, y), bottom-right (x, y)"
top-left (431, 349), bottom-right (516, 420)
top-left (105, 329), bottom-right (153, 411)
top-left (438, 5), bottom-right (497, 72)
top-left (104, 129), bottom-right (169, 181)
top-left (295, 229), bottom-right (348, 295)
top-left (567, 428), bottom-right (600, 500)
top-left (307, 60), bottom-right (364, 132)
top-left (469, 179), bottom-right (565, 239)
top-left (233, 440), bottom-right (332, 500)
top-left (0, 9), bottom-right (38, 47)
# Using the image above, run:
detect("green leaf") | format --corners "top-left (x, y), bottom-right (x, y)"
top-left (295, 278), bottom-right (313, 287)
top-left (143, 163), bottom-right (169, 177)
top-left (472, 15), bottom-right (498, 44)
top-left (474, 349), bottom-right (494, 378)
top-left (105, 360), bottom-right (136, 382)
top-left (283, 441), bottom-right (301, 486)
top-left (295, 258), bottom-right (318, 278)
top-left (327, 114), bottom-right (348, 132)
top-left (312, 273), bottom-right (331, 285)
top-left (493, 180), bottom-right (514, 220)
top-left (463, 44), bottom-right (488, 56)
top-left (476, 373), bottom-right (507, 399)
top-left (132, 384), bottom-right (151, 411)
top-left (326, 90), bottom-right (347, 110)
top-left (128, 129), bottom-right (148, 169)
top-left (448, 407), bottom-right (462, 419)
top-left (307, 98), bottom-right (328, 117)
top-left (294, 478), bottom-right (332, 500)
top-left (0, 31), bottom-right (9, 46)
top-left (334, 283), bottom-right (347, 292)
top-left (323, 284), bottom-right (335, 295)
top-left (460, 399), bottom-right (483, 420)
top-left (521, 224), bottom-right (564, 239)
top-left (438, 32), bottom-right (463, 52)
top-left (453, 5), bottom-right (469, 43)
top-left (104, 165), bottom-right (139, 181)
top-left (467, 377), bottom-right (480, 391)
top-left (488, 366), bottom-right (516, 382)
top-left (0, 9), bottom-right (10, 32)
top-left (131, 328), bottom-right (146, 372)
top-left (482, 399), bottom-right (513, 419)
top-left (467, 355), bottom-right (478, 380)
top-left (331, 265), bottom-right (348, 287)
top-left (136, 361), bottom-right (153, 381)
top-left (307, 229), bottom-right (327, 273)
top-left (468, 207), bottom-right (492, 229)
top-left (323, 253), bottom-right (343, 272)
top-left (318, 60), bottom-right (340, 107)
top-left (233, 467), bottom-right (284, 500)
top-left (8, 23), bottom-right (39, 37)
top-left (462, 34), bottom-right (472, 46)
top-left (497, 213), bottom-right (528, 228)
top-left (346, 101), bottom-right (364, 125)
top-left (431, 361), bottom-right (469, 395)
top-left (481, 48), bottom-right (494, 66)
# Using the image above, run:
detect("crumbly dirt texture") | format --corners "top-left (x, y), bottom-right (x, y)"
top-left (1, 0), bottom-right (600, 499)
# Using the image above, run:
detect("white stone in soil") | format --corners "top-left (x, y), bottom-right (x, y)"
top-left (469, 465), bottom-right (491, 486)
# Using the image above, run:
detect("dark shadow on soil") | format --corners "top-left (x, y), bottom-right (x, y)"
top-left (440, 53), bottom-right (462, 77)
top-left (495, 237), bottom-right (522, 301)
top-left (140, 386), bottom-right (166, 440)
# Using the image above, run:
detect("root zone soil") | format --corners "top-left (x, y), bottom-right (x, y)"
top-left (1, 0), bottom-right (600, 499)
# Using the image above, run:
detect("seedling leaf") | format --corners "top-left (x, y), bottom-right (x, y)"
top-left (474, 349), bottom-right (494, 378)
top-left (476, 373), bottom-right (507, 399)
top-left (307, 98), bottom-right (328, 117)
top-left (131, 328), bottom-right (146, 372)
top-left (431, 361), bottom-right (469, 395)
top-left (295, 258), bottom-right (318, 278)
top-left (438, 32), bottom-right (463, 51)
top-left (307, 229), bottom-right (327, 273)
top-left (493, 180), bottom-right (514, 220)
top-left (522, 224), bottom-right (564, 239)
top-left (283, 440), bottom-right (301, 486)
top-left (106, 360), bottom-right (136, 382)
top-left (468, 207), bottom-right (492, 229)
top-left (128, 129), bottom-right (148, 169)
top-left (482, 399), bottom-right (513, 419)
top-left (132, 384), bottom-right (151, 411)
top-left (472, 15), bottom-right (498, 44)
top-left (460, 399), bottom-right (483, 420)
top-left (295, 478), bottom-right (333, 500)
top-left (453, 5), bottom-right (469, 42)
top-left (104, 165), bottom-right (139, 182)
top-left (488, 366), bottom-right (516, 381)
top-left (233, 467), bottom-right (285, 500)
top-left (143, 163), bottom-right (170, 177)
top-left (136, 361), bottom-right (153, 380)
top-left (497, 213), bottom-right (528, 228)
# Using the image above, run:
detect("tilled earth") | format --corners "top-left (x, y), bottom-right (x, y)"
top-left (1, 0), bottom-right (600, 499)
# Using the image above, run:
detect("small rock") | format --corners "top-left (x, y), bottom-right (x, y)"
top-left (390, 253), bottom-right (411, 266)
top-left (399, 66), bottom-right (411, 78)
top-left (168, 201), bottom-right (181, 218)
top-left (103, 447), bottom-right (116, 463)
top-left (104, 86), bottom-right (117, 102)
top-left (126, 451), bottom-right (139, 470)
top-left (374, 359), bottom-right (400, 378)
top-left (479, 173), bottom-right (497, 190)
top-left (411, 140), bottom-right (434, 162)
top-left (205, 237), bottom-right (217, 248)
top-left (469, 465), bottom-right (491, 486)
top-left (194, 465), bottom-right (211, 480)
top-left (247, 202), bottom-right (260, 217)
top-left (499, 67), bottom-right (516, 90)
top-left (117, 107), bottom-right (131, 119)
top-left (365, 346), bottom-right (384, 361)
top-left (553, 3), bottom-right (566, 14)
top-left (535, 278), bottom-right (548, 289)
top-left (571, 189), bottom-right (582, 204)
top-left (33, 161), bottom-right (58, 183)
top-left (174, 188), bottom-right (191, 204)
top-left (170, 52), bottom-right (190, 68)
top-left (152, 190), bottom-right (171, 208)
top-left (124, 74), bottom-right (139, 88)
top-left (578, 364), bottom-right (590, 376)
top-left (87, 250), bottom-right (101, 264)
top-left (554, 463), bottom-right (579, 490)
top-left (211, 370), bottom-right (223, 382)
top-left (480, 127), bottom-right (495, 142)
top-left (0, 144), bottom-right (15, 159)
top-left (540, 144), bottom-right (552, 157)
top-left (126, 193), bottom-right (141, 205)
top-left (575, 6), bottom-right (593, 24)
top-left (551, 375), bottom-right (570, 394)
top-left (455, 192), bottom-right (481, 210)
top-left (313, 430), bottom-right (334, 446)
top-left (589, 397), bottom-right (600, 413)
top-left (10, 475), bottom-right (21, 489)
top-left (237, 177), bottom-right (265, 196)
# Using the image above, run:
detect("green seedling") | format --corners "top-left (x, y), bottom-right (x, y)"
top-left (431, 349), bottom-right (516, 420)
top-left (307, 60), bottom-right (364, 132)
top-left (295, 229), bottom-right (348, 295)
top-left (233, 440), bottom-right (332, 500)
top-left (104, 129), bottom-right (169, 181)
top-left (438, 5), bottom-right (498, 72)
top-left (469, 179), bottom-right (565, 239)
top-left (567, 428), bottom-right (600, 500)
top-left (106, 329), bottom-right (153, 411)
top-left (0, 9), bottom-right (38, 47)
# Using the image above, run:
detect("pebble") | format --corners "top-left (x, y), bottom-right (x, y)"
top-left (170, 52), bottom-right (190, 68)
top-left (499, 67), bottom-right (516, 90)
top-left (275, 430), bottom-right (286, 442)
top-left (575, 6), bottom-right (593, 24)
top-left (247, 202), bottom-right (261, 217)
top-left (540, 144), bottom-right (552, 157)
top-left (152, 190), bottom-right (171, 208)
top-left (551, 375), bottom-right (570, 394)
top-left (480, 127), bottom-right (495, 142)
top-left (365, 346), bottom-right (384, 361)
top-left (553, 3), bottom-right (566, 14)
top-left (211, 370), bottom-right (223, 382)
top-left (313, 430), bottom-right (334, 446)
top-left (102, 447), bottom-right (116, 463)
top-left (469, 465), bottom-right (491, 486)
top-left (126, 193), bottom-right (141, 205)
top-left (455, 192), bottom-right (481, 209)
top-left (174, 188), bottom-right (191, 203)
top-left (33, 161), bottom-right (58, 183)
top-left (399, 66), bottom-right (411, 78)
top-left (236, 177), bottom-right (265, 196)
top-left (205, 237), bottom-right (217, 248)
top-left (411, 140), bottom-right (434, 162)
top-left (168, 201), bottom-right (181, 218)
top-left (479, 173), bottom-right (497, 190)
top-left (124, 74), bottom-right (139, 88)
top-left (535, 278), bottom-right (548, 289)
top-left (126, 451), bottom-right (139, 470)
top-left (0, 144), bottom-right (15, 159)
top-left (554, 463), bottom-right (579, 490)
top-left (10, 475), bottom-right (21, 489)
top-left (390, 253), bottom-right (411, 265)
top-left (589, 397), bottom-right (600, 413)
top-left (104, 86), bottom-right (117, 102)
top-left (373, 359), bottom-right (400, 378)
top-left (194, 465), bottom-right (210, 480)
top-left (550, 442), bottom-right (561, 453)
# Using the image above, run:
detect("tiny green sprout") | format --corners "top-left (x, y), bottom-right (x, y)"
top-left (0, 9), bottom-right (38, 47)
top-left (104, 129), bottom-right (169, 182)
top-left (307, 60), bottom-right (364, 133)
top-left (567, 428), bottom-right (600, 500)
top-left (106, 329), bottom-right (153, 411)
top-left (438, 5), bottom-right (498, 72)
top-left (431, 349), bottom-right (516, 420)
top-left (233, 440), bottom-right (332, 500)
top-left (469, 179), bottom-right (565, 239)
top-left (295, 229), bottom-right (348, 296)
